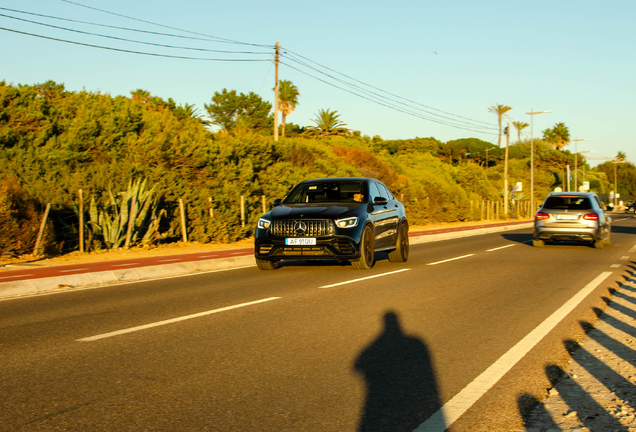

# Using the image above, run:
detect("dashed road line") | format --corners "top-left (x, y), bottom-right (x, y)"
top-left (486, 244), bottom-right (516, 252)
top-left (426, 254), bottom-right (475, 266)
top-left (319, 269), bottom-right (411, 289)
top-left (157, 258), bottom-right (181, 262)
top-left (59, 268), bottom-right (90, 273)
top-left (112, 263), bottom-right (139, 267)
top-left (77, 297), bottom-right (281, 342)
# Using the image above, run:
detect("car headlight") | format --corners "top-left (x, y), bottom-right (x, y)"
top-left (258, 218), bottom-right (271, 229)
top-left (335, 217), bottom-right (358, 228)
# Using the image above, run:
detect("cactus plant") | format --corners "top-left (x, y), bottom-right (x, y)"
top-left (86, 178), bottom-right (164, 250)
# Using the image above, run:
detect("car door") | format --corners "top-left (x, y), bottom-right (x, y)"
top-left (368, 181), bottom-right (398, 249)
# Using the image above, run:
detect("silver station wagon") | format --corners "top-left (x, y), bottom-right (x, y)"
top-left (533, 192), bottom-right (611, 248)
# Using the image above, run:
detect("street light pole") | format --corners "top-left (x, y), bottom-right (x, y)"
top-left (572, 138), bottom-right (590, 192)
top-left (578, 150), bottom-right (593, 187)
top-left (526, 109), bottom-right (551, 213)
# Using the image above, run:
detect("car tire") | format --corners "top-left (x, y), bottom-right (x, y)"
top-left (352, 225), bottom-right (374, 270)
top-left (256, 258), bottom-right (280, 270)
top-left (388, 223), bottom-right (409, 263)
top-left (533, 239), bottom-right (545, 248)
top-left (594, 239), bottom-right (604, 249)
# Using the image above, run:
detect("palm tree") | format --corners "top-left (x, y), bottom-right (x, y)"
top-left (180, 103), bottom-right (211, 126)
top-left (277, 80), bottom-right (300, 137)
top-left (131, 89), bottom-right (151, 103)
top-left (488, 104), bottom-right (513, 148)
top-left (542, 122), bottom-right (571, 150)
top-left (306, 109), bottom-right (348, 137)
top-left (512, 121), bottom-right (529, 142)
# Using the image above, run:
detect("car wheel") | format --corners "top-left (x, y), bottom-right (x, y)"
top-left (594, 239), bottom-right (604, 249)
top-left (533, 239), bottom-right (545, 248)
top-left (388, 223), bottom-right (409, 263)
top-left (256, 258), bottom-right (280, 270)
top-left (352, 225), bottom-right (374, 270)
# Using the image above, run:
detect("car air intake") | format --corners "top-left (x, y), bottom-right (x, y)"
top-left (271, 220), bottom-right (335, 237)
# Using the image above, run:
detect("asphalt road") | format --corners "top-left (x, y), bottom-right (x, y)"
top-left (1, 217), bottom-right (635, 431)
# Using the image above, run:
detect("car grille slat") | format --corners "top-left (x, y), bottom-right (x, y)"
top-left (271, 220), bottom-right (335, 237)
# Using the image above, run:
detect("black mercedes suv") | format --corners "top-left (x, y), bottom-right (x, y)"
top-left (254, 177), bottom-right (409, 270)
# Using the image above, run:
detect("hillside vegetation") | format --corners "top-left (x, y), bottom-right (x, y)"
top-left (0, 80), bottom-right (628, 257)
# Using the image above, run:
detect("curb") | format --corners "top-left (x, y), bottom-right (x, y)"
top-left (0, 221), bottom-right (533, 299)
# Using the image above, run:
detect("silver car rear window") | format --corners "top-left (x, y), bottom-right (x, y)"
top-left (543, 196), bottom-right (592, 210)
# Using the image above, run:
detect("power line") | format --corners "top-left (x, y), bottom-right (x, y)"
top-left (0, 26), bottom-right (270, 62)
top-left (0, 7), bottom-right (273, 50)
top-left (4, 2), bottom-right (501, 134)
top-left (0, 12), bottom-right (271, 55)
top-left (280, 60), bottom-right (496, 135)
top-left (282, 52), bottom-right (497, 133)
top-left (282, 47), bottom-right (497, 131)
top-left (59, 0), bottom-right (270, 48)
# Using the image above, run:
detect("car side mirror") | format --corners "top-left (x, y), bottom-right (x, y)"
top-left (373, 197), bottom-right (388, 206)
top-left (272, 199), bottom-right (282, 207)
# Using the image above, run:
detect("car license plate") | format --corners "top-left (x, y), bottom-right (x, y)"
top-left (556, 214), bottom-right (578, 220)
top-left (285, 238), bottom-right (316, 245)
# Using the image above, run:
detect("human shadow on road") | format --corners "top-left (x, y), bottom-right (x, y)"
top-left (354, 311), bottom-right (441, 432)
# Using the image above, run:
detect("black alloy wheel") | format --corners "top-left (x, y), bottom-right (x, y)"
top-left (388, 223), bottom-right (409, 262)
top-left (352, 225), bottom-right (374, 270)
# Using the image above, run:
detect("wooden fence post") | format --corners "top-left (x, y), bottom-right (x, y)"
top-left (79, 189), bottom-right (84, 253)
top-left (33, 203), bottom-right (51, 256)
top-left (124, 196), bottom-right (136, 249)
top-left (240, 196), bottom-right (245, 228)
top-left (208, 197), bottom-right (214, 219)
top-left (179, 199), bottom-right (188, 242)
top-left (262, 195), bottom-right (266, 215)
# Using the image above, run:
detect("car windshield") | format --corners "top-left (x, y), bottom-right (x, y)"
top-left (543, 196), bottom-right (592, 210)
top-left (285, 181), bottom-right (366, 204)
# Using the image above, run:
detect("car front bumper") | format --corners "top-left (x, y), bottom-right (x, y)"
top-left (255, 235), bottom-right (362, 261)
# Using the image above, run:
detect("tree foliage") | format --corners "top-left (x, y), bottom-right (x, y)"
top-left (0, 80), bottom-right (626, 257)
top-left (204, 88), bottom-right (272, 133)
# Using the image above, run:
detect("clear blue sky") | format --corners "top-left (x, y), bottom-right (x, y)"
top-left (2, 0), bottom-right (634, 166)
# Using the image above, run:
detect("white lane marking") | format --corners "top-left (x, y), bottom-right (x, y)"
top-left (0, 274), bottom-right (34, 280)
top-left (630, 244), bottom-right (636, 253)
top-left (198, 255), bottom-right (218, 259)
top-left (112, 263), bottom-right (139, 267)
top-left (415, 271), bottom-right (613, 432)
top-left (77, 297), bottom-right (281, 342)
top-left (319, 269), bottom-right (411, 289)
top-left (611, 264), bottom-right (621, 268)
top-left (157, 259), bottom-right (180, 262)
top-left (59, 268), bottom-right (90, 273)
top-left (426, 254), bottom-right (475, 266)
top-left (486, 244), bottom-right (516, 252)
top-left (620, 256), bottom-right (630, 260)
top-left (231, 252), bottom-right (247, 255)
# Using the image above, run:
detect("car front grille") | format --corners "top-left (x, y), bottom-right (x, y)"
top-left (271, 220), bottom-right (335, 237)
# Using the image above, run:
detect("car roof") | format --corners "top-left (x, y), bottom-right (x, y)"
top-left (299, 177), bottom-right (373, 184)
top-left (547, 192), bottom-right (595, 197)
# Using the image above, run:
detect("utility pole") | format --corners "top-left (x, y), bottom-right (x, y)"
top-left (274, 42), bottom-right (280, 141)
top-left (504, 124), bottom-right (510, 217)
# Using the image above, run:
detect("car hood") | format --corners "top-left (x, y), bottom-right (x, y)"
top-left (269, 203), bottom-right (363, 219)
